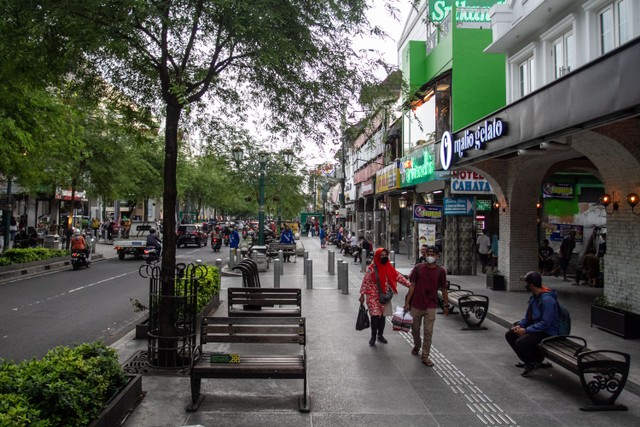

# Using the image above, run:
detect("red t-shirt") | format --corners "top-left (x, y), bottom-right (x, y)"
top-left (408, 264), bottom-right (447, 310)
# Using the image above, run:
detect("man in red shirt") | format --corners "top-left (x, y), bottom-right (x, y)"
top-left (406, 246), bottom-right (448, 367)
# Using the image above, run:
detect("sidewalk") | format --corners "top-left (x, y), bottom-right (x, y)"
top-left (114, 235), bottom-right (640, 427)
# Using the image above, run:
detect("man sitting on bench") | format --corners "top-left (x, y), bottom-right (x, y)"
top-left (505, 271), bottom-right (560, 377)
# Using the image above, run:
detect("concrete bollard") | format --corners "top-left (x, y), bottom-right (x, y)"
top-left (390, 250), bottom-right (396, 266)
top-left (306, 259), bottom-right (313, 289)
top-left (251, 250), bottom-right (258, 263)
top-left (328, 250), bottom-right (335, 275)
top-left (337, 259), bottom-right (343, 289)
top-left (278, 249), bottom-right (284, 263)
top-left (303, 251), bottom-right (309, 275)
top-left (215, 259), bottom-right (223, 270)
top-left (274, 259), bottom-right (281, 288)
top-left (361, 251), bottom-right (366, 273)
top-left (229, 248), bottom-right (236, 269)
top-left (339, 261), bottom-right (349, 294)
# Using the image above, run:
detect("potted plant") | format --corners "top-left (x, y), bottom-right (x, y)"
top-left (591, 296), bottom-right (640, 339)
top-left (486, 270), bottom-right (505, 290)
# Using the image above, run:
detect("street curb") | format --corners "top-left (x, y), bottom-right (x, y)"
top-left (0, 254), bottom-right (105, 283)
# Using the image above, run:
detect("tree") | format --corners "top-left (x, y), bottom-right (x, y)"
top-left (26, 0), bottom-right (394, 366)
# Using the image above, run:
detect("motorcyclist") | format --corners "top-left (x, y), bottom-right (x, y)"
top-left (146, 228), bottom-right (162, 255)
top-left (70, 229), bottom-right (90, 258)
top-left (210, 227), bottom-right (221, 249)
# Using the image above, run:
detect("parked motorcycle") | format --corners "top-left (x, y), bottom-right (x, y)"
top-left (71, 251), bottom-right (91, 270)
top-left (143, 246), bottom-right (160, 264)
top-left (211, 237), bottom-right (222, 252)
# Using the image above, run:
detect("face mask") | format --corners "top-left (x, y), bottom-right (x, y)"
top-left (426, 256), bottom-right (436, 264)
top-left (380, 257), bottom-right (389, 264)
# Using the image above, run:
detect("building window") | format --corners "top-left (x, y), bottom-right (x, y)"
top-left (552, 31), bottom-right (575, 79)
top-left (518, 56), bottom-right (535, 98)
top-left (598, 0), bottom-right (630, 55)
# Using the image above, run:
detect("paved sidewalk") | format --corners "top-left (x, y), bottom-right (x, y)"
top-left (111, 235), bottom-right (640, 427)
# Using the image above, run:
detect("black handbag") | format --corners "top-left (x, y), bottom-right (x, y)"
top-left (356, 303), bottom-right (370, 331)
top-left (373, 267), bottom-right (394, 304)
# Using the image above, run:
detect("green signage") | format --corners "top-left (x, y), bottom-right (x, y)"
top-left (429, 0), bottom-right (505, 23)
top-left (476, 199), bottom-right (492, 211)
top-left (399, 145), bottom-right (436, 187)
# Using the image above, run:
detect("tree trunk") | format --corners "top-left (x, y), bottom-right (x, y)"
top-left (157, 102), bottom-right (181, 367)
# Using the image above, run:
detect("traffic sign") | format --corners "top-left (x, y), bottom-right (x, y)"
top-left (444, 197), bottom-right (474, 216)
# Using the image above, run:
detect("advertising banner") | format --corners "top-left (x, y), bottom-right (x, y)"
top-left (548, 224), bottom-right (584, 242)
top-left (418, 223), bottom-right (437, 247)
top-left (375, 163), bottom-right (400, 193)
top-left (444, 197), bottom-right (474, 216)
top-left (413, 204), bottom-right (443, 223)
top-left (542, 182), bottom-right (574, 199)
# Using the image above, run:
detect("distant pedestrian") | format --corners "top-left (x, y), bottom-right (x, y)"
top-left (476, 230), bottom-right (491, 273)
top-left (279, 224), bottom-right (295, 262)
top-left (490, 234), bottom-right (499, 272)
top-left (559, 230), bottom-right (576, 282)
top-left (319, 225), bottom-right (326, 248)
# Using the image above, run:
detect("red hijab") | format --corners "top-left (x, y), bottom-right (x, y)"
top-left (369, 247), bottom-right (398, 293)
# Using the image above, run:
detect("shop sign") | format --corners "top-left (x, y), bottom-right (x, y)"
top-left (399, 145), bottom-right (436, 187)
top-left (55, 188), bottom-right (87, 201)
top-left (440, 118), bottom-right (507, 170)
top-left (413, 204), bottom-right (443, 223)
top-left (359, 181), bottom-right (374, 197)
top-left (542, 182), bottom-right (574, 199)
top-left (444, 197), bottom-right (474, 216)
top-left (418, 223), bottom-right (437, 247)
top-left (429, 0), bottom-right (505, 23)
top-left (476, 199), bottom-right (492, 211)
top-left (450, 170), bottom-right (493, 194)
top-left (375, 163), bottom-right (400, 193)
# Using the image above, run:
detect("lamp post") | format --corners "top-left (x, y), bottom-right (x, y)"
top-left (232, 146), bottom-right (293, 246)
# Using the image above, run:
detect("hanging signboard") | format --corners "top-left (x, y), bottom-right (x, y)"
top-left (418, 223), bottom-right (437, 247)
top-left (444, 197), bottom-right (474, 216)
top-left (413, 204), bottom-right (443, 223)
top-left (375, 163), bottom-right (400, 193)
top-left (542, 182), bottom-right (574, 199)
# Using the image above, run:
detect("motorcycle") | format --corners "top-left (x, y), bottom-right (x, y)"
top-left (211, 236), bottom-right (222, 252)
top-left (223, 235), bottom-right (230, 246)
top-left (143, 246), bottom-right (160, 264)
top-left (71, 251), bottom-right (91, 270)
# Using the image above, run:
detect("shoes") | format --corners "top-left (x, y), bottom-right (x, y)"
top-left (422, 359), bottom-right (434, 367)
top-left (377, 336), bottom-right (388, 344)
top-left (515, 361), bottom-right (551, 368)
top-left (411, 348), bottom-right (420, 356)
top-left (521, 362), bottom-right (541, 377)
top-left (369, 336), bottom-right (376, 346)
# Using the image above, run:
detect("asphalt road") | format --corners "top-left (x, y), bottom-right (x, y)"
top-left (0, 245), bottom-right (223, 363)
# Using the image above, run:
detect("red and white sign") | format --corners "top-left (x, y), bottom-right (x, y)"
top-left (450, 170), bottom-right (493, 194)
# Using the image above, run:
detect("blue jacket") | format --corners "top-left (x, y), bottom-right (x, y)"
top-left (517, 289), bottom-right (560, 335)
top-left (280, 229), bottom-right (294, 244)
top-left (229, 230), bottom-right (240, 248)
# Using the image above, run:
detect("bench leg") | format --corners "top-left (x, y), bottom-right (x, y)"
top-left (459, 297), bottom-right (489, 331)
top-left (186, 376), bottom-right (204, 412)
top-left (299, 374), bottom-right (310, 412)
top-left (578, 351), bottom-right (630, 411)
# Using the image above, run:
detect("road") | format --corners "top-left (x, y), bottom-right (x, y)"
top-left (0, 244), bottom-right (225, 362)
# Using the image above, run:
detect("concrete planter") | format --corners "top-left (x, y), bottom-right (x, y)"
top-left (89, 374), bottom-right (142, 427)
top-left (135, 292), bottom-right (221, 340)
top-left (591, 305), bottom-right (640, 339)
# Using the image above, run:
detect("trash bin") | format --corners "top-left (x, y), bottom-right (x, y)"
top-left (43, 234), bottom-right (61, 250)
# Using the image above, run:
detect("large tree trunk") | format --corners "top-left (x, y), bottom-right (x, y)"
top-left (157, 102), bottom-right (181, 367)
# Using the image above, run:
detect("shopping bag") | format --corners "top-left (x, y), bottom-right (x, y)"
top-left (402, 311), bottom-right (414, 332)
top-left (392, 306), bottom-right (405, 331)
top-left (356, 303), bottom-right (370, 331)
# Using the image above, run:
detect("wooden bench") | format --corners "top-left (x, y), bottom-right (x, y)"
top-left (187, 316), bottom-right (309, 412)
top-left (266, 242), bottom-right (297, 262)
top-left (537, 335), bottom-right (630, 411)
top-left (437, 283), bottom-right (489, 330)
top-left (227, 287), bottom-right (302, 317)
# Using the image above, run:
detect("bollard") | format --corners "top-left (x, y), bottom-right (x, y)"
top-left (327, 250), bottom-right (332, 272)
top-left (251, 250), bottom-right (258, 263)
top-left (337, 259), bottom-right (343, 289)
top-left (229, 248), bottom-right (236, 269)
top-left (328, 250), bottom-right (335, 276)
top-left (305, 259), bottom-right (313, 289)
top-left (279, 257), bottom-right (284, 276)
top-left (274, 259), bottom-right (281, 288)
top-left (342, 261), bottom-right (349, 295)
top-left (278, 249), bottom-right (284, 263)
top-left (361, 251), bottom-right (366, 273)
top-left (215, 259), bottom-right (223, 270)
top-left (390, 250), bottom-right (396, 266)
top-left (303, 251), bottom-right (309, 275)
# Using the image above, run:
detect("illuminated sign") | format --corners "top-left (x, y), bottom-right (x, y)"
top-left (399, 145), bottom-right (436, 187)
top-left (451, 170), bottom-right (493, 194)
top-left (440, 118), bottom-right (507, 170)
top-left (429, 0), bottom-right (505, 23)
top-left (542, 183), bottom-right (574, 199)
top-left (413, 204), bottom-right (443, 223)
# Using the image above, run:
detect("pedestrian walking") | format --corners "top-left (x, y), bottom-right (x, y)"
top-left (559, 229), bottom-right (576, 282)
top-left (405, 246), bottom-right (448, 367)
top-left (359, 248), bottom-right (411, 346)
top-left (319, 225), bottom-right (326, 248)
top-left (476, 229), bottom-right (491, 273)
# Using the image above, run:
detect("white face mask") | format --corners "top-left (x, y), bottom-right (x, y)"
top-left (426, 256), bottom-right (436, 264)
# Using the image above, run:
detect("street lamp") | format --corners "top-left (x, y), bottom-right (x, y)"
top-left (232, 146), bottom-right (293, 245)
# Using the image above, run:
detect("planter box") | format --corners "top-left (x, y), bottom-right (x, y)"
top-left (591, 305), bottom-right (640, 339)
top-left (486, 274), bottom-right (505, 291)
top-left (89, 374), bottom-right (142, 427)
top-left (135, 292), bottom-right (220, 340)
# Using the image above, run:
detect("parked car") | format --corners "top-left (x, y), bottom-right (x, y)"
top-left (176, 224), bottom-right (206, 248)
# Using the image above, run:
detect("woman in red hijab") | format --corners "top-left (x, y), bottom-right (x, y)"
top-left (359, 247), bottom-right (411, 346)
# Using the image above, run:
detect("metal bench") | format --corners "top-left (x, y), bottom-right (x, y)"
top-left (227, 287), bottom-right (302, 317)
top-left (266, 242), bottom-right (297, 262)
top-left (187, 316), bottom-right (309, 412)
top-left (538, 335), bottom-right (630, 411)
top-left (437, 283), bottom-right (489, 330)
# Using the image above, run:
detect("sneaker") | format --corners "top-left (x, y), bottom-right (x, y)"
top-left (369, 336), bottom-right (376, 346)
top-left (521, 362), bottom-right (541, 377)
top-left (377, 336), bottom-right (388, 344)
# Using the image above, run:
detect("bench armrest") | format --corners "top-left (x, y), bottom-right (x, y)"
top-left (447, 282), bottom-right (461, 290)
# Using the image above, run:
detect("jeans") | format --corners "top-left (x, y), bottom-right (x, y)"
top-left (410, 307), bottom-right (436, 361)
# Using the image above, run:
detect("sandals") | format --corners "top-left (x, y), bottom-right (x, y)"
top-left (411, 348), bottom-right (420, 356)
top-left (422, 359), bottom-right (434, 367)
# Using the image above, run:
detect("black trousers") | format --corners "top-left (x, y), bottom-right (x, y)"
top-left (505, 330), bottom-right (549, 365)
top-left (370, 315), bottom-right (386, 338)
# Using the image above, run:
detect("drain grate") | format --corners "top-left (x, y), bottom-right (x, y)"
top-left (122, 350), bottom-right (190, 377)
